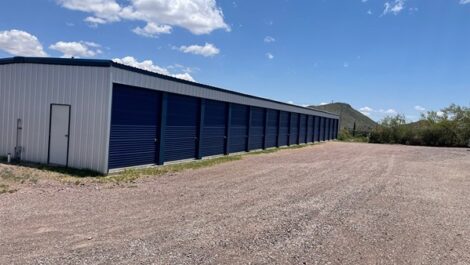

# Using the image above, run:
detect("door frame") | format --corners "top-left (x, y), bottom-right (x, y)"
top-left (47, 103), bottom-right (71, 167)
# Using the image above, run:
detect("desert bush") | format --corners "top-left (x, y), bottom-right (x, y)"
top-left (338, 128), bottom-right (369, 142)
top-left (369, 104), bottom-right (470, 147)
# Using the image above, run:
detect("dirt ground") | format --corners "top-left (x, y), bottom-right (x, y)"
top-left (1, 142), bottom-right (469, 265)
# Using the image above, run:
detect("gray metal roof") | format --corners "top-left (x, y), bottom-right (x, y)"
top-left (0, 56), bottom-right (338, 119)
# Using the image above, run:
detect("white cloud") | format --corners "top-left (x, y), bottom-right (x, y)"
top-left (57, 0), bottom-right (230, 35)
top-left (58, 0), bottom-right (122, 24)
top-left (287, 100), bottom-right (294, 104)
top-left (84, 16), bottom-right (109, 26)
top-left (264, 36), bottom-right (275, 43)
top-left (133, 22), bottom-right (172, 37)
top-left (319, 102), bottom-right (328, 106)
top-left (367, 9), bottom-right (373, 15)
top-left (359, 106), bottom-right (373, 116)
top-left (436, 111), bottom-right (445, 117)
top-left (414, 105), bottom-right (426, 112)
top-left (460, 0), bottom-right (470, 4)
top-left (0, 29), bottom-right (47, 57)
top-left (112, 56), bottom-right (195, 81)
top-left (49, 41), bottom-right (102, 58)
top-left (359, 106), bottom-right (397, 116)
top-left (172, 73), bottom-right (195, 81)
top-left (383, 0), bottom-right (405, 16)
top-left (177, 43), bottom-right (220, 57)
top-left (343, 62), bottom-right (349, 68)
top-left (266, 52), bottom-right (274, 60)
top-left (383, 108), bottom-right (397, 114)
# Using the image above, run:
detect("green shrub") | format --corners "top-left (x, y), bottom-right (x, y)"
top-left (368, 104), bottom-right (470, 147)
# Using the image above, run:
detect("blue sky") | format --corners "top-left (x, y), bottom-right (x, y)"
top-left (0, 0), bottom-right (469, 121)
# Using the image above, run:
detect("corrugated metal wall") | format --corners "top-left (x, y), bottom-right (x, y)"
top-left (0, 63), bottom-right (111, 173)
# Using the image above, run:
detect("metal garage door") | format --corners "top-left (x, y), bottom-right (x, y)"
top-left (109, 84), bottom-right (160, 169)
top-left (229, 103), bottom-right (249, 153)
top-left (265, 109), bottom-right (278, 148)
top-left (290, 113), bottom-right (299, 145)
top-left (327, 119), bottom-right (333, 140)
top-left (307, 116), bottom-right (314, 143)
top-left (201, 99), bottom-right (227, 157)
top-left (334, 119), bottom-right (339, 139)
top-left (249, 107), bottom-right (264, 150)
top-left (327, 119), bottom-right (331, 140)
top-left (278, 111), bottom-right (289, 147)
top-left (299, 114), bottom-right (307, 144)
top-left (319, 117), bottom-right (325, 141)
top-left (249, 107), bottom-right (265, 150)
top-left (164, 94), bottom-right (199, 162)
top-left (324, 118), bottom-right (329, 140)
top-left (314, 116), bottom-right (320, 142)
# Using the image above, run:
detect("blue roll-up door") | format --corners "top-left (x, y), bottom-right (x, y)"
top-left (201, 99), bottom-right (227, 157)
top-left (279, 111), bottom-right (289, 146)
top-left (335, 119), bottom-right (339, 139)
top-left (307, 116), bottom-right (314, 143)
top-left (324, 118), bottom-right (329, 140)
top-left (329, 119), bottom-right (333, 140)
top-left (249, 107), bottom-right (265, 150)
top-left (319, 117), bottom-right (325, 141)
top-left (290, 113), bottom-right (299, 145)
top-left (314, 116), bottom-right (320, 142)
top-left (265, 109), bottom-right (278, 148)
top-left (109, 84), bottom-right (160, 169)
top-left (299, 114), bottom-right (307, 144)
top-left (229, 103), bottom-right (248, 153)
top-left (327, 118), bottom-right (332, 140)
top-left (164, 94), bottom-right (199, 162)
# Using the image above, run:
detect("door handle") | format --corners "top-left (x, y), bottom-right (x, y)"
top-left (65, 134), bottom-right (69, 138)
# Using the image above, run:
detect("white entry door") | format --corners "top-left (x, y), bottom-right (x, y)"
top-left (49, 104), bottom-right (70, 166)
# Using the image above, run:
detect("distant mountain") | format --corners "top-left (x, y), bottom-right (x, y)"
top-left (310, 102), bottom-right (377, 132)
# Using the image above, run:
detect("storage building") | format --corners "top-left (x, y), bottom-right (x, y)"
top-left (0, 57), bottom-right (339, 174)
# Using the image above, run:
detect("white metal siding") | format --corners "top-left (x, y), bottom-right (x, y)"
top-left (111, 67), bottom-right (338, 119)
top-left (0, 63), bottom-right (111, 173)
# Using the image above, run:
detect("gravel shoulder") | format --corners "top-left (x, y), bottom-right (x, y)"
top-left (1, 142), bottom-right (469, 264)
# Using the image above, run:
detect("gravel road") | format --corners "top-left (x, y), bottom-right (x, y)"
top-left (1, 142), bottom-right (469, 264)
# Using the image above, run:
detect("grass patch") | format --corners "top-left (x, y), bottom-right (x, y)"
top-left (0, 168), bottom-right (39, 184)
top-left (0, 142), bottom-right (320, 185)
top-left (0, 183), bottom-right (17, 194)
top-left (247, 143), bottom-right (315, 156)
top-left (338, 136), bottom-right (368, 143)
top-left (94, 155), bottom-right (243, 183)
top-left (35, 164), bottom-right (103, 178)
